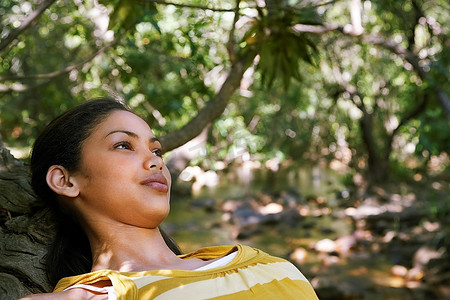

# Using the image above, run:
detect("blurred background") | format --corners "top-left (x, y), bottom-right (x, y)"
top-left (0, 0), bottom-right (449, 299)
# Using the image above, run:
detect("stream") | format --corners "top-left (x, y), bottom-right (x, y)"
top-left (163, 162), bottom-right (449, 300)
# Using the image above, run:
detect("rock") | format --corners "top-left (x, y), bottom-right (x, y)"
top-left (314, 286), bottom-right (345, 300)
top-left (280, 189), bottom-right (304, 207)
top-left (258, 203), bottom-right (283, 215)
top-left (391, 265), bottom-right (408, 277)
top-left (335, 235), bottom-right (357, 257)
top-left (422, 255), bottom-right (450, 286)
top-left (413, 245), bottom-right (445, 268)
top-left (315, 239), bottom-right (337, 253)
top-left (318, 253), bottom-right (340, 266)
top-left (406, 267), bottom-right (424, 281)
top-left (190, 198), bottom-right (216, 212)
top-left (290, 248), bottom-right (308, 265)
top-left (221, 200), bottom-right (240, 212)
top-left (230, 208), bottom-right (264, 239)
top-left (319, 227), bottom-right (335, 235)
top-left (279, 207), bottom-right (302, 227)
top-left (312, 275), bottom-right (372, 299)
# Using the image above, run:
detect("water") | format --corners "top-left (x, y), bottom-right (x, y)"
top-left (163, 163), bottom-right (435, 299)
top-left (165, 162), bottom-right (347, 253)
top-left (194, 162), bottom-right (345, 200)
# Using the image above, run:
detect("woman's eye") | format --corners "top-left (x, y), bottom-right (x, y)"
top-left (153, 148), bottom-right (163, 157)
top-left (114, 141), bottom-right (133, 150)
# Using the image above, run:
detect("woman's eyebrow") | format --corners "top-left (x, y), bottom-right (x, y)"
top-left (106, 130), bottom-right (161, 145)
top-left (150, 137), bottom-right (161, 144)
top-left (105, 130), bottom-right (138, 138)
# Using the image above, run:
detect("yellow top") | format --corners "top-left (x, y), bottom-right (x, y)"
top-left (54, 244), bottom-right (319, 299)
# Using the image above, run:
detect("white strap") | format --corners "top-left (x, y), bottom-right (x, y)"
top-left (61, 251), bottom-right (238, 298)
top-left (195, 251), bottom-right (238, 271)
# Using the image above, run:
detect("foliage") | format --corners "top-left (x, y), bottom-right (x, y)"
top-left (242, 2), bottom-right (320, 88)
top-left (0, 0), bottom-right (448, 183)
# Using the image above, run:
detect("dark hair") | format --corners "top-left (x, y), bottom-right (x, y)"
top-left (30, 98), bottom-right (181, 287)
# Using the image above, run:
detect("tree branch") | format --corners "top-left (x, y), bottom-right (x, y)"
top-left (393, 92), bottom-right (429, 137)
top-left (226, 0), bottom-right (241, 63)
top-left (0, 80), bottom-right (52, 93)
top-left (294, 23), bottom-right (450, 116)
top-left (160, 51), bottom-right (256, 151)
top-left (0, 0), bottom-right (57, 53)
top-left (0, 29), bottom-right (128, 82)
top-left (142, 0), bottom-right (235, 12)
top-left (408, 0), bottom-right (424, 51)
top-left (384, 91), bottom-right (429, 161)
top-left (293, 24), bottom-right (344, 34)
top-left (361, 34), bottom-right (450, 116)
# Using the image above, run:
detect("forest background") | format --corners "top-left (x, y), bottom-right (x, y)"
top-left (0, 0), bottom-right (449, 299)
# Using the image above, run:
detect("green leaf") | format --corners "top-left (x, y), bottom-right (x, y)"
top-left (244, 4), bottom-right (321, 90)
top-left (108, 0), bottom-right (158, 31)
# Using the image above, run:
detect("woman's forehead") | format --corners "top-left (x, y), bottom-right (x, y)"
top-left (95, 110), bottom-right (154, 137)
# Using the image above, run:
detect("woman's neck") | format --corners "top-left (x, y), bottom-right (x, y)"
top-left (86, 223), bottom-right (183, 272)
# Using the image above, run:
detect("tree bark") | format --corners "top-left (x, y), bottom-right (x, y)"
top-left (358, 112), bottom-right (386, 183)
top-left (0, 147), bottom-right (54, 299)
top-left (160, 51), bottom-right (256, 152)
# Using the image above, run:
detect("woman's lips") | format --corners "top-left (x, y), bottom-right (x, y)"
top-left (141, 174), bottom-right (169, 193)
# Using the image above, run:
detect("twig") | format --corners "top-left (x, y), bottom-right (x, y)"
top-left (294, 23), bottom-right (450, 116)
top-left (0, 0), bottom-right (57, 53)
top-left (227, 0), bottom-right (241, 63)
top-left (0, 29), bottom-right (128, 82)
top-left (142, 0), bottom-right (235, 12)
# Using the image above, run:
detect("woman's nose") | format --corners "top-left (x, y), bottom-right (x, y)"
top-left (143, 152), bottom-right (163, 170)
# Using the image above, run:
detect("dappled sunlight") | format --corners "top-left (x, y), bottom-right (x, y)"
top-left (290, 248), bottom-right (308, 265)
top-left (265, 157), bottom-right (281, 172)
top-left (0, 0), bottom-right (448, 298)
top-left (345, 205), bottom-right (386, 218)
top-left (179, 166), bottom-right (220, 194)
top-left (422, 221), bottom-right (440, 232)
top-left (428, 153), bottom-right (449, 173)
top-left (258, 203), bottom-right (283, 215)
top-left (4, 146), bottom-right (30, 159)
top-left (166, 160), bottom-right (449, 299)
top-left (0, 0), bottom-right (448, 295)
top-left (329, 159), bottom-right (349, 172)
top-left (314, 239), bottom-right (337, 253)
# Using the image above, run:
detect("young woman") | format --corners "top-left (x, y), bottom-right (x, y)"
top-left (22, 98), bottom-right (318, 299)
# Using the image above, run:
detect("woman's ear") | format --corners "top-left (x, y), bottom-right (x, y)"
top-left (46, 165), bottom-right (80, 198)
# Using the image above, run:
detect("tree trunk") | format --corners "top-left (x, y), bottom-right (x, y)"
top-left (358, 112), bottom-right (388, 184)
top-left (0, 147), bottom-right (53, 299)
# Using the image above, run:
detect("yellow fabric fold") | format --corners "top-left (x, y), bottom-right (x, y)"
top-left (54, 244), bottom-right (318, 299)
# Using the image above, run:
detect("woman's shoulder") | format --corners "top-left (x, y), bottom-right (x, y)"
top-left (19, 286), bottom-right (108, 300)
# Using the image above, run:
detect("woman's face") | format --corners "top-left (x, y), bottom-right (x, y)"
top-left (71, 110), bottom-right (171, 229)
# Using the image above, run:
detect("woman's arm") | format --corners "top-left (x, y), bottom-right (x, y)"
top-left (19, 288), bottom-right (108, 300)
